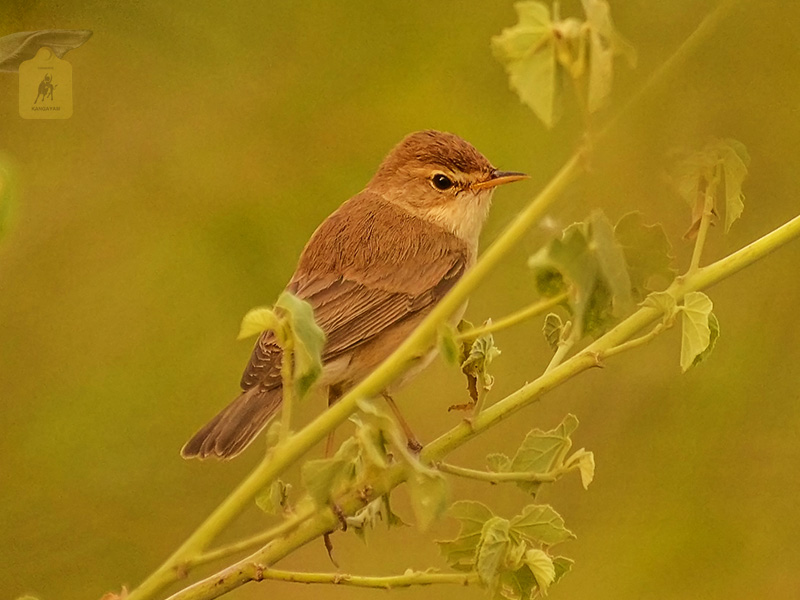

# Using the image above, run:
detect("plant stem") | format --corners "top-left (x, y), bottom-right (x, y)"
top-left (280, 337), bottom-right (294, 442)
top-left (184, 507), bottom-right (315, 571)
top-left (603, 322), bottom-right (668, 359)
top-left (456, 293), bottom-right (568, 341)
top-left (472, 383), bottom-right (489, 416)
top-left (688, 170), bottom-right (720, 273)
top-left (437, 462), bottom-right (567, 483)
top-left (544, 329), bottom-right (577, 374)
top-left (257, 568), bottom-right (480, 588)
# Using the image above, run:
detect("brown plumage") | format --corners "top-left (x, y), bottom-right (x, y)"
top-left (181, 130), bottom-right (526, 459)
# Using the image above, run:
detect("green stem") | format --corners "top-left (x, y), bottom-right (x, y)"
top-left (257, 568), bottom-right (480, 588)
top-left (688, 170), bottom-right (720, 273)
top-left (544, 329), bottom-right (577, 374)
top-left (471, 382), bottom-right (489, 416)
top-left (603, 322), bottom-right (668, 359)
top-left (455, 293), bottom-right (568, 341)
top-left (437, 462), bottom-right (568, 483)
top-left (184, 507), bottom-right (315, 571)
top-left (168, 563), bottom-right (478, 598)
top-left (280, 337), bottom-right (294, 442)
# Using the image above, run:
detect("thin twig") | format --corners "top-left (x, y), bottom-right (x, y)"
top-left (257, 568), bottom-right (480, 588)
top-left (456, 293), bottom-right (568, 341)
top-left (437, 462), bottom-right (569, 484)
top-left (184, 507), bottom-right (315, 570)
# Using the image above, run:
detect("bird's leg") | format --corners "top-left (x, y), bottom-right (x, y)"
top-left (381, 392), bottom-right (423, 453)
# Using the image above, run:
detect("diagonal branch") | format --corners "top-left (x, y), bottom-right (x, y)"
top-left (166, 212), bottom-right (800, 600)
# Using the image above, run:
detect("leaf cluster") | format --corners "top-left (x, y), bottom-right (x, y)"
top-left (440, 320), bottom-right (502, 407)
top-left (437, 501), bottom-right (573, 598)
top-left (492, 0), bottom-right (636, 128)
top-left (529, 210), bottom-right (675, 341)
top-left (238, 291), bottom-right (326, 398)
top-left (486, 414), bottom-right (594, 496)
top-left (673, 138), bottom-right (751, 237)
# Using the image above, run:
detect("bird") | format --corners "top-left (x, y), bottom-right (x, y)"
top-left (181, 130), bottom-right (526, 460)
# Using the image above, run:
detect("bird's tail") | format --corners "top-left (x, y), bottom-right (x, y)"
top-left (181, 385), bottom-right (281, 460)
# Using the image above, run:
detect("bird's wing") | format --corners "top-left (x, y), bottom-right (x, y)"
top-left (240, 192), bottom-right (469, 391)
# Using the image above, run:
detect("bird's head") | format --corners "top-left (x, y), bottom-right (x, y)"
top-left (368, 130), bottom-right (527, 246)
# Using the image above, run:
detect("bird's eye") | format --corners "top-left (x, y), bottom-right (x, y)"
top-left (431, 173), bottom-right (454, 191)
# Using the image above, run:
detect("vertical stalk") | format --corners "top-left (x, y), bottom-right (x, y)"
top-left (280, 337), bottom-right (294, 442)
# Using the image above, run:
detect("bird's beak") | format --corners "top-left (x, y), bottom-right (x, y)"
top-left (472, 169), bottom-right (529, 190)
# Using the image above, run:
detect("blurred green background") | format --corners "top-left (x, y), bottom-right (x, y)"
top-left (2, 1), bottom-right (800, 599)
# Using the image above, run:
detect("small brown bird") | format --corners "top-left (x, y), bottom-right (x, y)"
top-left (181, 130), bottom-right (526, 459)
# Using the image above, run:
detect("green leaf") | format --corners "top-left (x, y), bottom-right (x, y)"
top-left (461, 331), bottom-right (501, 392)
top-left (566, 448), bottom-right (595, 489)
top-left (692, 311), bottom-right (720, 367)
top-left (355, 420), bottom-right (390, 471)
top-left (356, 399), bottom-right (405, 448)
top-left (531, 214), bottom-right (638, 339)
top-left (529, 224), bottom-right (596, 328)
top-left (589, 211), bottom-right (633, 316)
top-left (524, 548), bottom-right (556, 595)
top-left (407, 469), bottom-right (449, 531)
top-left (347, 498), bottom-right (382, 543)
top-left (238, 306), bottom-right (282, 340)
top-left (614, 212), bottom-right (675, 300)
top-left (510, 504), bottom-right (575, 546)
top-left (476, 516), bottom-right (511, 591)
top-left (718, 138), bottom-right (750, 232)
top-left (673, 138), bottom-right (750, 236)
top-left (0, 29), bottom-right (93, 72)
top-left (552, 555), bottom-right (575, 585)
top-left (438, 324), bottom-right (460, 366)
top-left (436, 500), bottom-right (495, 570)
top-left (347, 494), bottom-right (409, 542)
top-left (642, 291), bottom-right (678, 324)
top-left (582, 279), bottom-right (614, 338)
top-left (263, 419), bottom-right (282, 451)
top-left (276, 291), bottom-right (326, 398)
top-left (542, 313), bottom-right (565, 352)
top-left (680, 291), bottom-right (714, 372)
top-left (487, 452), bottom-right (512, 472)
top-left (498, 565), bottom-right (536, 600)
top-left (255, 479), bottom-right (291, 515)
top-left (301, 457), bottom-right (349, 505)
top-left (492, 2), bottom-right (562, 128)
top-left (581, 0), bottom-right (637, 112)
top-left (577, 450), bottom-right (595, 489)
top-left (301, 438), bottom-right (358, 505)
top-left (507, 414), bottom-right (579, 495)
top-left (505, 539), bottom-right (528, 571)
top-left (384, 493), bottom-right (408, 528)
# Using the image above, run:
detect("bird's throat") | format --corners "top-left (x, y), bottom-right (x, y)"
top-left (418, 191), bottom-right (493, 253)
